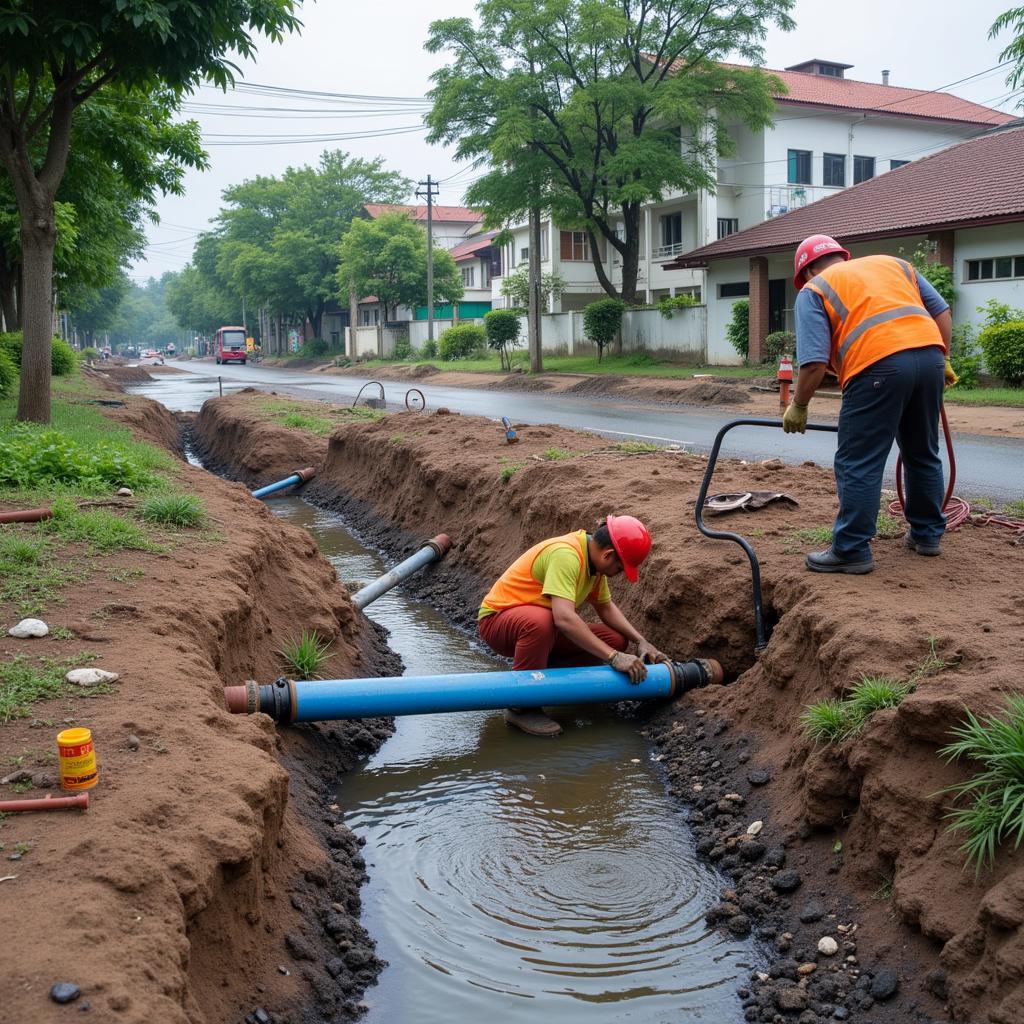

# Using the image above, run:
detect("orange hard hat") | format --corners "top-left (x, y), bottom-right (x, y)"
top-left (793, 234), bottom-right (850, 290)
top-left (605, 515), bottom-right (651, 583)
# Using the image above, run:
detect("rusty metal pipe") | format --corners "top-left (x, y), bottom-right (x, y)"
top-left (0, 793), bottom-right (89, 813)
top-left (250, 467), bottom-right (316, 500)
top-left (351, 534), bottom-right (452, 610)
top-left (0, 507), bottom-right (53, 524)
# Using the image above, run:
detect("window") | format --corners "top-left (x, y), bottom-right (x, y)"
top-left (520, 247), bottom-right (530, 262)
top-left (360, 308), bottom-right (379, 326)
top-left (788, 149), bottom-right (812, 185)
top-left (460, 266), bottom-right (475, 288)
top-left (661, 213), bottom-right (682, 248)
top-left (560, 230), bottom-right (590, 261)
top-left (719, 282), bottom-right (750, 299)
top-left (966, 256), bottom-right (1024, 282)
top-left (717, 218), bottom-right (739, 239)
top-left (823, 153), bottom-right (845, 187)
top-left (853, 155), bottom-right (875, 184)
top-left (890, 159), bottom-right (909, 171)
top-left (481, 261), bottom-right (492, 288)
top-left (818, 63), bottom-right (843, 77)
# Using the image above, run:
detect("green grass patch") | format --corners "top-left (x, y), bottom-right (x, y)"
top-left (613, 440), bottom-right (659, 454)
top-left (279, 629), bottom-right (333, 679)
top-left (541, 447), bottom-right (574, 461)
top-left (390, 433), bottom-right (405, 445)
top-left (939, 694), bottom-right (1024, 872)
top-left (139, 494), bottom-right (206, 528)
top-left (41, 499), bottom-right (160, 553)
top-left (1004, 498), bottom-right (1024, 518)
top-left (0, 652), bottom-right (100, 722)
top-left (944, 387), bottom-right (1024, 407)
top-left (874, 511), bottom-right (906, 539)
top-left (801, 699), bottom-right (851, 743)
top-left (0, 529), bottom-right (84, 615)
top-left (499, 462), bottom-right (524, 483)
top-left (280, 411), bottom-right (335, 434)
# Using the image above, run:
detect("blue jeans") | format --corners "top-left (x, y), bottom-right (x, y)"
top-left (832, 346), bottom-right (946, 561)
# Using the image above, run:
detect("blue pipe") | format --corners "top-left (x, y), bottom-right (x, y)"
top-left (351, 534), bottom-right (451, 610)
top-left (250, 467), bottom-right (316, 500)
top-left (224, 658), bottom-right (723, 723)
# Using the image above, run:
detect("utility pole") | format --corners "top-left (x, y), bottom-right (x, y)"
top-left (416, 175), bottom-right (439, 343)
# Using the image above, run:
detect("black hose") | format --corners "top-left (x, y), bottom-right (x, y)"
top-left (694, 418), bottom-right (839, 653)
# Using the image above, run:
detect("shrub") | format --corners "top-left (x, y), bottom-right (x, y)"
top-left (390, 334), bottom-right (414, 361)
top-left (79, 347), bottom-right (100, 363)
top-left (0, 331), bottom-right (21, 367)
top-left (0, 331), bottom-right (77, 375)
top-left (978, 321), bottom-right (1024, 386)
top-left (657, 293), bottom-right (699, 319)
top-left (297, 338), bottom-right (329, 358)
top-left (420, 338), bottom-right (438, 359)
top-left (484, 309), bottom-right (522, 370)
top-left (0, 348), bottom-right (16, 398)
top-left (905, 244), bottom-right (956, 307)
top-left (439, 323), bottom-right (485, 360)
top-left (762, 331), bottom-right (795, 364)
top-left (583, 298), bottom-right (626, 362)
top-left (725, 299), bottom-right (749, 360)
top-left (949, 323), bottom-right (983, 389)
top-left (977, 298), bottom-right (1024, 328)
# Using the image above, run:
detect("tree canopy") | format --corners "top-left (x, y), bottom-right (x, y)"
top-left (426, 0), bottom-right (793, 303)
top-left (992, 7), bottom-right (1024, 101)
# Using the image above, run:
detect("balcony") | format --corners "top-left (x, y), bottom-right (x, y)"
top-left (652, 241), bottom-right (686, 261)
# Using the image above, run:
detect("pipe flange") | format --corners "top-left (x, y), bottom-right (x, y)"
top-left (245, 679), bottom-right (260, 714)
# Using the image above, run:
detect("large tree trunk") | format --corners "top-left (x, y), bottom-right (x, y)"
top-left (0, 253), bottom-right (17, 332)
top-left (618, 203), bottom-right (641, 305)
top-left (17, 207), bottom-right (56, 422)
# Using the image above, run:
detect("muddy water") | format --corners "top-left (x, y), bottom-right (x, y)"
top-left (266, 497), bottom-right (755, 1023)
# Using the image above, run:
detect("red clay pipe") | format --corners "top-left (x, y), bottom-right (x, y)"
top-left (0, 507), bottom-right (53, 524)
top-left (0, 793), bottom-right (89, 813)
top-left (296, 467), bottom-right (316, 483)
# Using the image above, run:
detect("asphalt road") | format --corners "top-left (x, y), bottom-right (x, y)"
top-left (131, 361), bottom-right (1024, 502)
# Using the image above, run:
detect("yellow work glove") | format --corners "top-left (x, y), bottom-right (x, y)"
top-left (783, 402), bottom-right (808, 434)
top-left (944, 358), bottom-right (959, 388)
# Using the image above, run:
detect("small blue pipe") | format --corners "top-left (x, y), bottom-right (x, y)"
top-left (251, 467), bottom-right (315, 500)
top-left (225, 659), bottom-right (722, 723)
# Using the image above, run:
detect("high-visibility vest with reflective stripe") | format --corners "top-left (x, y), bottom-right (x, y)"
top-left (805, 254), bottom-right (943, 388)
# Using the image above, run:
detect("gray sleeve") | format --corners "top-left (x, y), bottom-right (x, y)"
top-left (794, 288), bottom-right (833, 366)
top-left (914, 270), bottom-right (951, 317)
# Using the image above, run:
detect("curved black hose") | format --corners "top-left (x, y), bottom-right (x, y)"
top-left (694, 418), bottom-right (839, 652)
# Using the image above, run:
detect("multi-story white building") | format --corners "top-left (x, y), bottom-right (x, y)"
top-left (490, 59), bottom-right (1012, 316)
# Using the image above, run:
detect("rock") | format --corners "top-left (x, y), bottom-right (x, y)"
top-left (763, 846), bottom-right (786, 868)
top-left (747, 820), bottom-right (764, 836)
top-left (776, 987), bottom-right (809, 1012)
top-left (252, 1009), bottom-right (271, 1024)
top-left (8, 618), bottom-right (48, 638)
top-left (771, 870), bottom-right (802, 893)
top-left (924, 968), bottom-right (948, 1000)
top-left (707, 901), bottom-right (741, 922)
top-left (65, 668), bottom-right (120, 687)
top-left (127, 735), bottom-right (141, 751)
top-left (833, 1009), bottom-right (849, 1021)
top-left (799, 899), bottom-right (827, 923)
top-left (1, 769), bottom-right (32, 785)
top-left (728, 914), bottom-right (753, 937)
top-left (869, 968), bottom-right (899, 1000)
top-left (798, 963), bottom-right (817, 975)
top-left (31, 772), bottom-right (55, 788)
top-left (739, 841), bottom-right (766, 862)
top-left (50, 983), bottom-right (81, 1004)
top-left (747, 769), bottom-right (771, 786)
top-left (817, 937), bottom-right (839, 956)
top-left (116, 487), bottom-right (134, 497)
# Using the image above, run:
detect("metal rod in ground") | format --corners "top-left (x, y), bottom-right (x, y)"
top-left (250, 467), bottom-right (316, 500)
top-left (351, 534), bottom-right (452, 610)
top-left (224, 658), bottom-right (724, 724)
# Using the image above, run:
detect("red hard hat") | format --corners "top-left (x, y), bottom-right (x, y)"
top-left (793, 234), bottom-right (850, 290)
top-left (605, 515), bottom-right (651, 583)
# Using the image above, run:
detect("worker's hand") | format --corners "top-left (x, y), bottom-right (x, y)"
top-left (783, 402), bottom-right (808, 434)
top-left (944, 358), bottom-right (959, 389)
top-left (609, 651), bottom-right (647, 684)
top-left (637, 639), bottom-right (670, 665)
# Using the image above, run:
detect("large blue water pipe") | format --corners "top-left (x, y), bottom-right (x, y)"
top-left (223, 658), bottom-right (724, 724)
top-left (351, 534), bottom-right (451, 610)
top-left (251, 467), bottom-right (316, 500)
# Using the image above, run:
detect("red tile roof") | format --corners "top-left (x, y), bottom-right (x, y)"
top-left (450, 233), bottom-right (497, 261)
top-left (667, 124), bottom-right (1024, 268)
top-left (363, 203), bottom-right (484, 223)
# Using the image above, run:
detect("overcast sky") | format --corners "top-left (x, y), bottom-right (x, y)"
top-left (130, 0), bottom-right (1020, 283)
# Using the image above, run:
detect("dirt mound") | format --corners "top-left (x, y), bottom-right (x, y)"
top-left (678, 380), bottom-right (749, 404)
top-left (195, 391), bottom-right (1024, 1023)
top-left (485, 372), bottom-right (557, 392)
top-left (85, 364), bottom-right (153, 384)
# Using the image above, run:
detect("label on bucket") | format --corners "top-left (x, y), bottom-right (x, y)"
top-left (57, 728), bottom-right (99, 791)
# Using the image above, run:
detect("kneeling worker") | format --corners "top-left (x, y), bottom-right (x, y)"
top-left (478, 516), bottom-right (667, 737)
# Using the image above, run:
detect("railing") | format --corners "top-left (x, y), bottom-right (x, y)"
top-left (652, 241), bottom-right (686, 260)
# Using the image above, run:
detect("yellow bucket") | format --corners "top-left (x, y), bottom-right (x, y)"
top-left (57, 728), bottom-right (98, 791)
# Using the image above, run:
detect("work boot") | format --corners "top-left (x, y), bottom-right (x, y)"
top-left (504, 707), bottom-right (563, 737)
top-left (805, 548), bottom-right (875, 575)
top-left (903, 531), bottom-right (941, 556)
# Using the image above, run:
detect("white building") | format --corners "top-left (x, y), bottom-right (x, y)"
top-left (490, 59), bottom-right (1012, 316)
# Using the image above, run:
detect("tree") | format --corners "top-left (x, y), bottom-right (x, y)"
top-left (583, 298), bottom-right (626, 362)
top-left (338, 212), bottom-right (463, 321)
top-left (0, 0), bottom-right (299, 422)
top-left (426, 0), bottom-right (792, 304)
top-left (991, 7), bottom-right (1024, 102)
top-left (484, 309), bottom-right (522, 370)
top-left (499, 265), bottom-right (566, 310)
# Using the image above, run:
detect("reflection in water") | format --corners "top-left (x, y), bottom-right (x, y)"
top-left (269, 498), bottom-right (753, 1023)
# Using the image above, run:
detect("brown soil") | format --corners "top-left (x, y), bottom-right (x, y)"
top-left (194, 391), bottom-right (1024, 1023)
top-left (0, 389), bottom-right (399, 1024)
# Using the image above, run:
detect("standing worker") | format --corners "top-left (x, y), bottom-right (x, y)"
top-left (783, 235), bottom-right (956, 574)
top-left (478, 516), bottom-right (668, 736)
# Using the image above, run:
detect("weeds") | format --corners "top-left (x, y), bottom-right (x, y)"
top-left (970, 495), bottom-right (995, 510)
top-left (279, 630), bottom-right (333, 679)
top-left (499, 462), bottom-right (524, 483)
top-left (1005, 498), bottom-right (1024, 518)
top-left (41, 500), bottom-right (159, 553)
top-left (938, 694), bottom-right (1024, 872)
top-left (139, 494), bottom-right (206, 527)
top-left (541, 447), bottom-right (574, 461)
top-left (874, 512), bottom-right (905, 539)
top-left (613, 440), bottom-right (659, 454)
top-left (390, 434), bottom-right (405, 445)
top-left (280, 411), bottom-right (334, 435)
top-left (0, 653), bottom-right (99, 722)
top-left (801, 699), bottom-right (851, 743)
top-left (107, 567), bottom-right (145, 584)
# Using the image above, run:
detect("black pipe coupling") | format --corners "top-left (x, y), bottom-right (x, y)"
top-left (236, 677), bottom-right (296, 723)
top-left (668, 658), bottom-right (725, 697)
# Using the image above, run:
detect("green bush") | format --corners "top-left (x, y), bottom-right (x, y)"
top-left (391, 335), bottom-right (414, 361)
top-left (420, 338), bottom-right (438, 359)
top-left (978, 321), bottom-right (1024, 386)
top-left (0, 348), bottom-right (17, 398)
top-left (977, 298), bottom-right (1024, 328)
top-left (657, 293), bottom-right (700, 319)
top-left (484, 309), bottom-right (522, 370)
top-left (297, 338), bottom-right (329, 358)
top-left (950, 323), bottom-right (983, 389)
top-left (583, 298), bottom-right (626, 362)
top-left (80, 347), bottom-right (100, 363)
top-left (439, 323), bottom-right (486, 360)
top-left (0, 332), bottom-right (77, 375)
top-left (726, 299), bottom-right (749, 360)
top-left (763, 331), bottom-right (795, 364)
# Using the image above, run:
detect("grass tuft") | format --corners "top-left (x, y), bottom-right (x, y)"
top-left (280, 411), bottom-right (334, 434)
top-left (541, 447), bottom-right (574, 461)
top-left (613, 440), bottom-right (659, 454)
top-left (801, 699), bottom-right (852, 743)
top-left (499, 463), bottom-right (524, 483)
top-left (41, 499), bottom-right (159, 552)
top-left (0, 652), bottom-right (101, 722)
top-left (1005, 498), bottom-right (1024, 518)
top-left (279, 630), bottom-right (333, 679)
top-left (139, 494), bottom-right (207, 527)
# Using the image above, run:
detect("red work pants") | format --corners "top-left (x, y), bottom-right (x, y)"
top-left (478, 605), bottom-right (627, 670)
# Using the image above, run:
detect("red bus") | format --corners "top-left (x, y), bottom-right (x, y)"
top-left (214, 325), bottom-right (248, 365)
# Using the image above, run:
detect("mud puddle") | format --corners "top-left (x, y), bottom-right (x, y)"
top-left (265, 496), bottom-right (757, 1022)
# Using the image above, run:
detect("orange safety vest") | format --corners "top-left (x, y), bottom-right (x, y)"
top-left (480, 530), bottom-right (600, 615)
top-left (804, 255), bottom-right (943, 388)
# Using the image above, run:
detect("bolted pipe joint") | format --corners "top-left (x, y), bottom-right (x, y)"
top-left (668, 657), bottom-right (724, 696)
